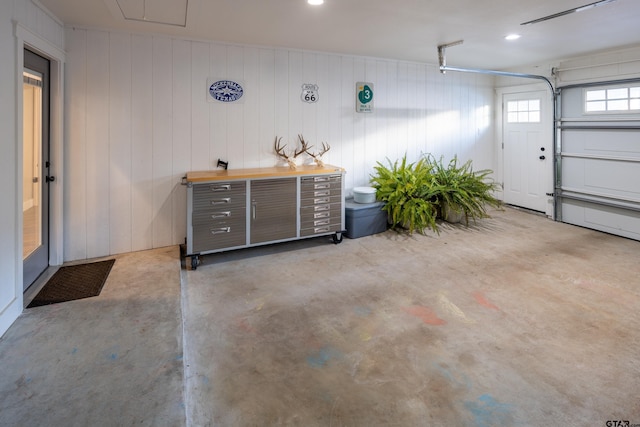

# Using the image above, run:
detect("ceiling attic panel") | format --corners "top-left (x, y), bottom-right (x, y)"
top-left (114, 0), bottom-right (188, 27)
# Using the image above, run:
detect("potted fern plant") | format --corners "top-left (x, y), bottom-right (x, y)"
top-left (370, 155), bottom-right (439, 234)
top-left (425, 154), bottom-right (502, 224)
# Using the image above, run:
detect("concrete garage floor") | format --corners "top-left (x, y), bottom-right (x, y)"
top-left (0, 247), bottom-right (185, 426)
top-left (1, 207), bottom-right (640, 426)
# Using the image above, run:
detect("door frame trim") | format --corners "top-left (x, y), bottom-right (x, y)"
top-left (15, 24), bottom-right (65, 283)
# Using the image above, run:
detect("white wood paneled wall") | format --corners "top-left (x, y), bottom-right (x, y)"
top-left (64, 28), bottom-right (495, 261)
top-left (13, 0), bottom-right (65, 50)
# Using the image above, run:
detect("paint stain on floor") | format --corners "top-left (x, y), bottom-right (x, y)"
top-left (353, 306), bottom-right (372, 317)
top-left (246, 293), bottom-right (271, 312)
top-left (306, 346), bottom-right (343, 368)
top-left (402, 305), bottom-right (446, 326)
top-left (103, 345), bottom-right (120, 361)
top-left (464, 394), bottom-right (514, 427)
top-left (438, 292), bottom-right (475, 324)
top-left (473, 291), bottom-right (500, 311)
top-left (235, 317), bottom-right (256, 334)
top-left (359, 331), bottom-right (372, 342)
top-left (434, 362), bottom-right (472, 391)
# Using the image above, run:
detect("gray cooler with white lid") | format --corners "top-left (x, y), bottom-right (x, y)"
top-left (345, 198), bottom-right (387, 238)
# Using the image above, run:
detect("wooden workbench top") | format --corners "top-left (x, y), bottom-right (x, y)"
top-left (186, 164), bottom-right (345, 183)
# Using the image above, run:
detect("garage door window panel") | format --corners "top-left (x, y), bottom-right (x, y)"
top-left (585, 86), bottom-right (640, 113)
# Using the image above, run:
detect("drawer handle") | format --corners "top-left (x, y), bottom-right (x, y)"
top-left (314, 212), bottom-right (330, 219)
top-left (314, 198), bottom-right (330, 204)
top-left (314, 183), bottom-right (330, 190)
top-left (210, 227), bottom-right (231, 234)
top-left (314, 219), bottom-right (330, 226)
top-left (211, 198), bottom-right (231, 205)
top-left (313, 177), bottom-right (329, 182)
top-left (211, 211), bottom-right (231, 218)
top-left (314, 205), bottom-right (330, 212)
top-left (314, 191), bottom-right (330, 197)
top-left (209, 184), bottom-right (231, 191)
top-left (314, 227), bottom-right (330, 233)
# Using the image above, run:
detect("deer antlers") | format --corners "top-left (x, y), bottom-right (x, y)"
top-left (299, 135), bottom-right (330, 167)
top-left (273, 135), bottom-right (331, 169)
top-left (294, 139), bottom-right (308, 158)
top-left (274, 136), bottom-right (304, 169)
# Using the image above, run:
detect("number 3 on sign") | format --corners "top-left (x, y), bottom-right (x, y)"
top-left (356, 82), bottom-right (374, 113)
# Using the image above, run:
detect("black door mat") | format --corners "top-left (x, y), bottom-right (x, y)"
top-left (27, 259), bottom-right (116, 308)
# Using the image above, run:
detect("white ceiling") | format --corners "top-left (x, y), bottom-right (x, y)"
top-left (38, 0), bottom-right (640, 69)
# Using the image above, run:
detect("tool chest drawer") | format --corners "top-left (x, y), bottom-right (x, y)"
top-left (299, 174), bottom-right (342, 237)
top-left (192, 182), bottom-right (246, 211)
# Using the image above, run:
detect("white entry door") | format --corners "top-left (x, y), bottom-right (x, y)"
top-left (502, 91), bottom-right (552, 213)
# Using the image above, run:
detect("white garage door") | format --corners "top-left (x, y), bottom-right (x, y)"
top-left (557, 80), bottom-right (640, 241)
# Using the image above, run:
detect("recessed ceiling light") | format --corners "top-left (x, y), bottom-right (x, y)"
top-left (505, 34), bottom-right (521, 41)
top-left (308, 0), bottom-right (324, 5)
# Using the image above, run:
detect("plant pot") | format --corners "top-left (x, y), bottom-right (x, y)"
top-left (443, 203), bottom-right (464, 224)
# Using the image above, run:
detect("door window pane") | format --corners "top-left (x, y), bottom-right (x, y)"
top-left (23, 71), bottom-right (43, 259)
top-left (507, 99), bottom-right (541, 123)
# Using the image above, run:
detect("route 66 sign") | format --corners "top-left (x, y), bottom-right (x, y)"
top-left (356, 82), bottom-right (374, 113)
top-left (301, 84), bottom-right (319, 103)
